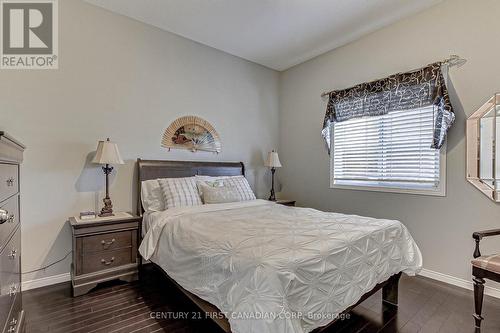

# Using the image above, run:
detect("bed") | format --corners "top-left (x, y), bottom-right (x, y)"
top-left (136, 159), bottom-right (422, 333)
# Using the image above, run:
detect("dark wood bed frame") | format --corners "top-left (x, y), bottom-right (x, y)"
top-left (136, 159), bottom-right (401, 333)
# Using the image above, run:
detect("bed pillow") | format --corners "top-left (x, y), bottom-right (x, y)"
top-left (141, 179), bottom-right (165, 212)
top-left (194, 175), bottom-right (226, 195)
top-left (196, 175), bottom-right (256, 201)
top-left (199, 184), bottom-right (242, 204)
top-left (158, 177), bottom-right (203, 208)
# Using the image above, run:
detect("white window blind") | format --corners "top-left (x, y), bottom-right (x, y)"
top-left (332, 106), bottom-right (443, 193)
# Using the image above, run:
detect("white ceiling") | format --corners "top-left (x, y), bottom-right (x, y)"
top-left (85, 0), bottom-right (442, 71)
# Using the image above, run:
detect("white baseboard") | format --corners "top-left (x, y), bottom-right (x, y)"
top-left (22, 272), bottom-right (71, 291)
top-left (419, 268), bottom-right (500, 299)
top-left (20, 268), bottom-right (500, 299)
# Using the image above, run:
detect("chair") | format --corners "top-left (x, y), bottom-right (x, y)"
top-left (471, 228), bottom-right (500, 329)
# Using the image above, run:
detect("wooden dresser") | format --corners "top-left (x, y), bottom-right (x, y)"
top-left (0, 132), bottom-right (25, 333)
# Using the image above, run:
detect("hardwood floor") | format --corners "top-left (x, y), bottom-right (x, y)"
top-left (23, 266), bottom-right (500, 333)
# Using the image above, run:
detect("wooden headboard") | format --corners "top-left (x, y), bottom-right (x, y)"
top-left (136, 159), bottom-right (245, 215)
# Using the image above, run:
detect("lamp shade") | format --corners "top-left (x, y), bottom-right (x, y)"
top-left (265, 150), bottom-right (282, 168)
top-left (92, 138), bottom-right (124, 165)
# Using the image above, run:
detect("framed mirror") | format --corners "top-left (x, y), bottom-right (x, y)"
top-left (467, 94), bottom-right (500, 201)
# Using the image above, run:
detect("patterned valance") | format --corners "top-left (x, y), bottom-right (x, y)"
top-left (322, 62), bottom-right (455, 153)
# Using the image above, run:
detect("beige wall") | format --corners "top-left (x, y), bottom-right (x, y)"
top-left (1, 0), bottom-right (280, 282)
top-left (3, 0), bottom-right (499, 288)
top-left (279, 0), bottom-right (500, 284)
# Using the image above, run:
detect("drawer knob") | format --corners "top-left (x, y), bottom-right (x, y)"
top-left (8, 249), bottom-right (17, 259)
top-left (6, 178), bottom-right (14, 187)
top-left (101, 238), bottom-right (115, 248)
top-left (0, 209), bottom-right (9, 224)
top-left (8, 284), bottom-right (17, 296)
top-left (101, 257), bottom-right (115, 265)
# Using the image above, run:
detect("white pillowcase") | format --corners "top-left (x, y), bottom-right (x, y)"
top-left (199, 184), bottom-right (242, 204)
top-left (158, 177), bottom-right (203, 208)
top-left (196, 175), bottom-right (256, 201)
top-left (141, 179), bottom-right (165, 212)
top-left (194, 175), bottom-right (225, 195)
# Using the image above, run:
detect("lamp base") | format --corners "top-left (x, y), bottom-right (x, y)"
top-left (98, 197), bottom-right (114, 217)
top-left (268, 167), bottom-right (276, 201)
top-left (98, 212), bottom-right (114, 217)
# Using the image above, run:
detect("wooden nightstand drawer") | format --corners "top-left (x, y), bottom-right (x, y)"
top-left (82, 230), bottom-right (132, 253)
top-left (81, 248), bottom-right (134, 275)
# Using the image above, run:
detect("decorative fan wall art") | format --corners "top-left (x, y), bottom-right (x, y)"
top-left (162, 116), bottom-right (221, 153)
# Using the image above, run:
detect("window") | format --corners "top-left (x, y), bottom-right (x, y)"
top-left (331, 106), bottom-right (446, 196)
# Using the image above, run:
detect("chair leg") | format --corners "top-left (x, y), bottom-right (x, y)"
top-left (473, 276), bottom-right (485, 328)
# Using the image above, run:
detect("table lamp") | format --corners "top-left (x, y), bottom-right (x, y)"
top-left (92, 138), bottom-right (124, 217)
top-left (265, 150), bottom-right (282, 201)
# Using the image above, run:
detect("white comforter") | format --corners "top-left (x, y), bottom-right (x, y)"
top-left (139, 200), bottom-right (422, 333)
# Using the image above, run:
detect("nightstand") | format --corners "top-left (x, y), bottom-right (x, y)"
top-left (69, 212), bottom-right (140, 297)
top-left (276, 199), bottom-right (296, 207)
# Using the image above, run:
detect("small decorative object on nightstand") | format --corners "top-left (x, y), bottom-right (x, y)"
top-left (70, 212), bottom-right (140, 297)
top-left (265, 150), bottom-right (282, 201)
top-left (276, 199), bottom-right (296, 207)
top-left (92, 138), bottom-right (124, 217)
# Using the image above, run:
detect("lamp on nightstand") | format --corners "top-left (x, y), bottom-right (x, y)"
top-left (265, 150), bottom-right (282, 201)
top-left (92, 138), bottom-right (124, 217)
